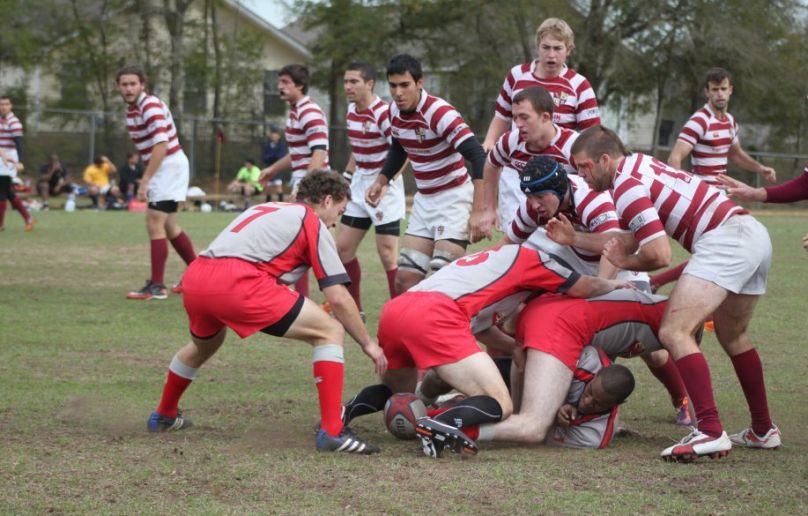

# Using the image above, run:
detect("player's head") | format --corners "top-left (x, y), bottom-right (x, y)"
top-left (116, 65), bottom-right (147, 104)
top-left (535, 18), bottom-right (574, 77)
top-left (520, 156), bottom-right (569, 218)
top-left (703, 67), bottom-right (733, 112)
top-left (297, 171), bottom-right (351, 227)
top-left (244, 158), bottom-right (255, 167)
top-left (278, 64), bottom-right (309, 102)
top-left (268, 126), bottom-right (281, 141)
top-left (578, 364), bottom-right (635, 415)
top-left (387, 54), bottom-right (423, 112)
top-left (570, 126), bottom-right (629, 192)
top-left (0, 95), bottom-right (11, 115)
top-left (126, 152), bottom-right (139, 163)
top-left (512, 86), bottom-right (556, 145)
top-left (344, 62), bottom-right (377, 103)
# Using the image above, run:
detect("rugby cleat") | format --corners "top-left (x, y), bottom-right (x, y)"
top-left (315, 427), bottom-right (379, 454)
top-left (171, 281), bottom-right (183, 294)
top-left (675, 397), bottom-right (692, 427)
top-left (147, 410), bottom-right (192, 432)
top-left (419, 434), bottom-right (445, 459)
top-left (127, 280), bottom-right (168, 300)
top-left (24, 218), bottom-right (36, 232)
top-left (415, 417), bottom-right (478, 457)
top-left (660, 428), bottom-right (731, 462)
top-left (729, 425), bottom-right (781, 449)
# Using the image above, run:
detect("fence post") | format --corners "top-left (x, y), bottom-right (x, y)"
top-left (189, 117), bottom-right (197, 181)
top-left (88, 112), bottom-right (97, 164)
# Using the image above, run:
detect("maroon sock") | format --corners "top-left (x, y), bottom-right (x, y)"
top-left (650, 261), bottom-right (689, 290)
top-left (9, 196), bottom-right (30, 222)
top-left (649, 355), bottom-right (689, 408)
top-left (170, 231), bottom-right (197, 265)
top-left (675, 353), bottom-right (723, 437)
top-left (295, 274), bottom-right (309, 297)
top-left (730, 349), bottom-right (773, 435)
top-left (343, 258), bottom-right (362, 311)
top-left (0, 200), bottom-right (6, 227)
top-left (385, 268), bottom-right (398, 298)
top-left (150, 238), bottom-right (169, 285)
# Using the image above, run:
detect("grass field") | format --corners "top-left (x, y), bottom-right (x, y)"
top-left (1, 209), bottom-right (807, 514)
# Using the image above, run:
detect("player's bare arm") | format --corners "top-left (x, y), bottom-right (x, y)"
top-left (259, 153), bottom-right (292, 183)
top-left (307, 148), bottom-right (328, 173)
top-left (138, 141), bottom-right (167, 201)
top-left (728, 142), bottom-right (776, 182)
top-left (566, 275), bottom-right (633, 299)
top-left (367, 137), bottom-right (406, 207)
top-left (469, 160), bottom-right (501, 242)
top-left (603, 234), bottom-right (671, 272)
top-left (546, 212), bottom-right (627, 253)
top-left (482, 116), bottom-right (509, 152)
top-left (667, 140), bottom-right (693, 170)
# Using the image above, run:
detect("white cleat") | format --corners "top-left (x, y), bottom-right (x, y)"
top-left (660, 428), bottom-right (732, 463)
top-left (729, 425), bottom-right (781, 449)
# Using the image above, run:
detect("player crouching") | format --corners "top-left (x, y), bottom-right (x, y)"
top-left (146, 171), bottom-right (387, 455)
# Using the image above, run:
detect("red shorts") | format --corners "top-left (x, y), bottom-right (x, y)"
top-left (378, 291), bottom-right (481, 370)
top-left (183, 257), bottom-right (303, 339)
top-left (516, 295), bottom-right (589, 371)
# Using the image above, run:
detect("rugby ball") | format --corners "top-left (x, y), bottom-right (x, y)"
top-left (384, 393), bottom-right (427, 440)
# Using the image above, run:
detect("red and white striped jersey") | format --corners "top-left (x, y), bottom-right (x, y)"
top-left (126, 93), bottom-right (182, 163)
top-left (494, 61), bottom-right (601, 131)
top-left (613, 153), bottom-right (747, 252)
top-left (200, 203), bottom-right (348, 288)
top-left (676, 104), bottom-right (739, 181)
top-left (286, 96), bottom-right (330, 174)
top-left (346, 97), bottom-right (390, 176)
top-left (390, 91), bottom-right (475, 195)
top-left (410, 244), bottom-right (580, 334)
top-left (507, 175), bottom-right (621, 261)
top-left (488, 125), bottom-right (578, 175)
top-left (0, 111), bottom-right (23, 159)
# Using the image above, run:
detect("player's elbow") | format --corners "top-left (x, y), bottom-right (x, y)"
top-left (649, 246), bottom-right (672, 269)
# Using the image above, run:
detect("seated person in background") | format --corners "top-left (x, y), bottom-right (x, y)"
top-left (227, 158), bottom-right (263, 210)
top-left (82, 155), bottom-right (119, 210)
top-left (37, 154), bottom-right (72, 209)
top-left (118, 152), bottom-right (143, 204)
top-left (262, 128), bottom-right (288, 202)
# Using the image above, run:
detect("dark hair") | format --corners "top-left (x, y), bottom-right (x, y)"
top-left (126, 152), bottom-right (138, 160)
top-left (571, 126), bottom-right (630, 159)
top-left (244, 158), bottom-right (255, 165)
top-left (0, 95), bottom-right (10, 102)
top-left (597, 364), bottom-right (635, 405)
top-left (705, 67), bottom-right (732, 88)
top-left (93, 155), bottom-right (105, 166)
top-left (513, 86), bottom-right (555, 116)
top-left (387, 54), bottom-right (423, 82)
top-left (116, 64), bottom-right (147, 84)
top-left (347, 61), bottom-right (377, 83)
top-left (296, 171), bottom-right (351, 204)
top-left (279, 64), bottom-right (310, 94)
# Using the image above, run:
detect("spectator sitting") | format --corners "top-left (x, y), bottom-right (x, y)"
top-left (37, 154), bottom-right (73, 210)
top-left (82, 155), bottom-right (120, 210)
top-left (118, 152), bottom-right (143, 205)
top-left (227, 158), bottom-right (263, 210)
top-left (262, 127), bottom-right (287, 202)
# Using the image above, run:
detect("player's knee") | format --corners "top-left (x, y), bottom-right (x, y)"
top-left (428, 249), bottom-right (457, 274)
top-left (398, 248), bottom-right (430, 277)
top-left (321, 316), bottom-right (345, 344)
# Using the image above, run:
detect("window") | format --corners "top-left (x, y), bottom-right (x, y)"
top-left (183, 67), bottom-right (207, 115)
top-left (263, 70), bottom-right (285, 117)
top-left (658, 119), bottom-right (675, 147)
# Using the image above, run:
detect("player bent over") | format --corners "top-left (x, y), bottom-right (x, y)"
top-left (341, 244), bottom-right (631, 457)
top-left (147, 172), bottom-right (387, 455)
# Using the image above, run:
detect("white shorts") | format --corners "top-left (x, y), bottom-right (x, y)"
top-left (524, 228), bottom-right (650, 287)
top-left (406, 178), bottom-right (473, 241)
top-left (0, 148), bottom-right (19, 178)
top-left (498, 166), bottom-right (525, 229)
top-left (685, 215), bottom-right (771, 295)
top-left (289, 171), bottom-right (307, 199)
top-left (343, 173), bottom-right (406, 226)
top-left (149, 151), bottom-right (190, 202)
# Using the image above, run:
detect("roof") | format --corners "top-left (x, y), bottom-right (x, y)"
top-left (222, 0), bottom-right (312, 60)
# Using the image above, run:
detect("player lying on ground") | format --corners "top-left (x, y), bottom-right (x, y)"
top-left (339, 243), bottom-right (633, 458)
top-left (146, 172), bottom-right (387, 455)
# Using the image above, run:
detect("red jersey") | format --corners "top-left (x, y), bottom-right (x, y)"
top-left (676, 104), bottom-right (738, 181)
top-left (126, 93), bottom-right (182, 163)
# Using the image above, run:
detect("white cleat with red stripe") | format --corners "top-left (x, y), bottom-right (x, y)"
top-left (729, 425), bottom-right (781, 449)
top-left (660, 428), bottom-right (732, 462)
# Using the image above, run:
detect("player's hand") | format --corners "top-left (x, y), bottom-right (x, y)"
top-left (556, 404), bottom-right (578, 427)
top-left (468, 207), bottom-right (496, 243)
top-left (258, 167), bottom-right (274, 184)
top-left (602, 237), bottom-right (630, 269)
top-left (512, 345), bottom-right (527, 373)
top-left (760, 166), bottom-right (777, 183)
top-left (546, 213), bottom-right (576, 246)
top-left (365, 180), bottom-right (384, 207)
top-left (137, 180), bottom-right (149, 202)
top-left (802, 231), bottom-right (808, 252)
top-left (362, 340), bottom-right (388, 377)
top-left (609, 279), bottom-right (639, 291)
top-left (717, 174), bottom-right (766, 202)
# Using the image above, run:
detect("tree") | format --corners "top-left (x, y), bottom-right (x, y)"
top-left (163, 0), bottom-right (196, 132)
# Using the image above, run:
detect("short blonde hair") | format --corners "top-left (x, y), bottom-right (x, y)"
top-left (535, 18), bottom-right (575, 50)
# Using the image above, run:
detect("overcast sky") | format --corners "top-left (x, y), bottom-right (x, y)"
top-left (240, 0), bottom-right (295, 27)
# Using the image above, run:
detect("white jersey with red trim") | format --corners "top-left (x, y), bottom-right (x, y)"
top-left (347, 98), bottom-right (391, 176)
top-left (409, 244), bottom-right (580, 334)
top-left (0, 112), bottom-right (22, 162)
top-left (286, 96), bottom-right (330, 176)
top-left (200, 203), bottom-right (348, 288)
top-left (613, 153), bottom-right (747, 252)
top-left (494, 62), bottom-right (601, 131)
top-left (126, 93), bottom-right (182, 163)
top-left (390, 91), bottom-right (474, 195)
top-left (507, 175), bottom-right (620, 262)
top-left (488, 126), bottom-right (577, 175)
top-left (676, 104), bottom-right (738, 181)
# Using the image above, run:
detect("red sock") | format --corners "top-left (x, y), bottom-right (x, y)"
top-left (649, 355), bottom-right (689, 407)
top-left (9, 196), bottom-right (30, 222)
top-left (730, 349), bottom-right (773, 435)
top-left (170, 231), bottom-right (197, 265)
top-left (156, 370), bottom-right (193, 418)
top-left (295, 274), bottom-right (309, 297)
top-left (0, 200), bottom-right (6, 227)
top-left (343, 257), bottom-right (362, 311)
top-left (385, 268), bottom-right (398, 298)
top-left (313, 345), bottom-right (345, 437)
top-left (150, 238), bottom-right (168, 285)
top-left (461, 424), bottom-right (480, 440)
top-left (650, 261), bottom-right (689, 290)
top-left (675, 353), bottom-right (723, 437)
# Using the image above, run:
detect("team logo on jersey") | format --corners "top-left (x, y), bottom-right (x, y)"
top-left (712, 132), bottom-right (720, 138)
top-left (628, 214), bottom-right (646, 233)
top-left (552, 92), bottom-right (570, 107)
top-left (415, 127), bottom-right (426, 143)
top-left (375, 210), bottom-right (384, 221)
top-left (437, 225), bottom-right (445, 235)
top-left (363, 120), bottom-right (372, 133)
